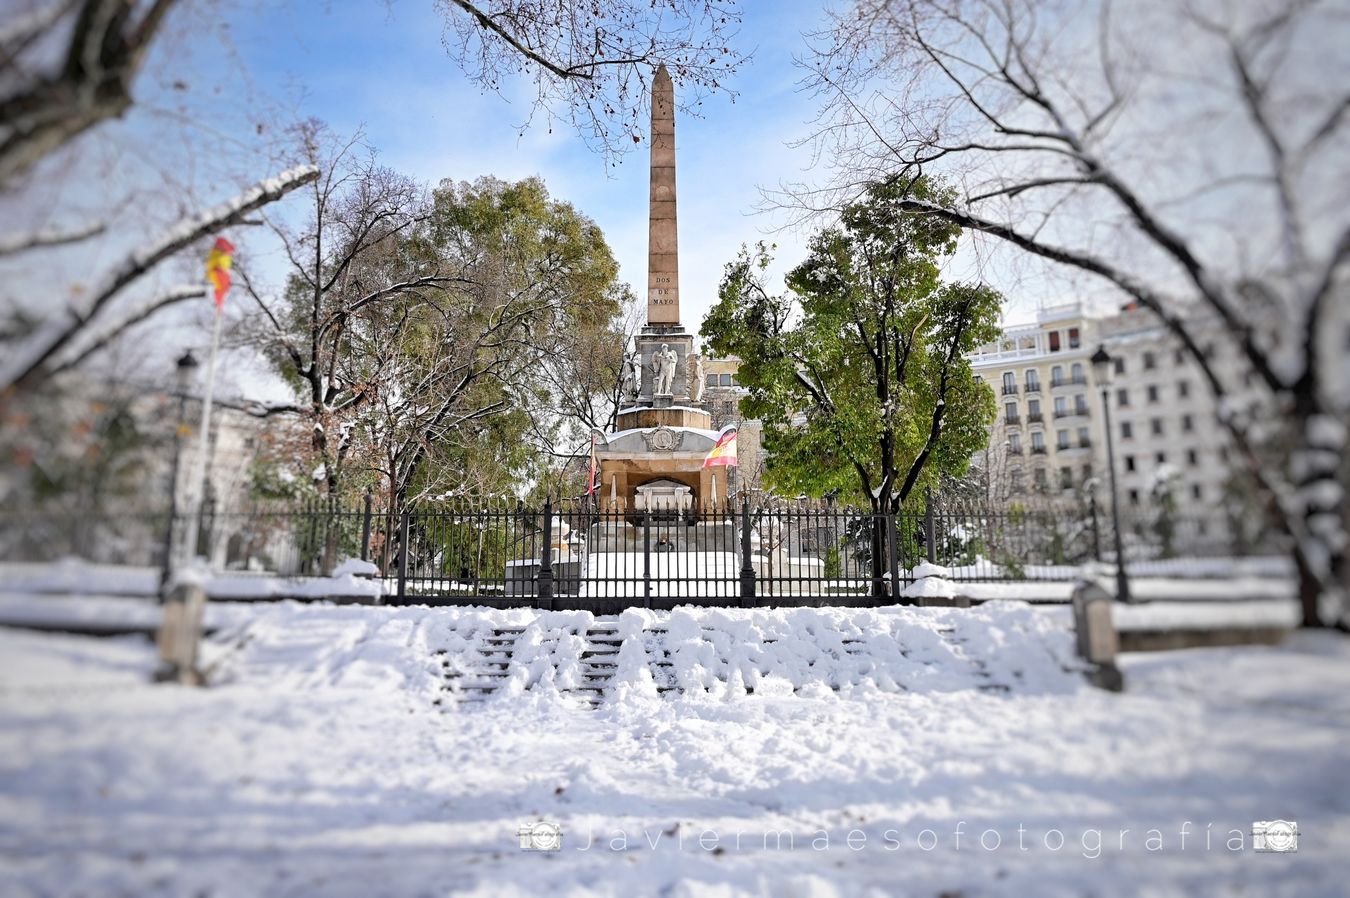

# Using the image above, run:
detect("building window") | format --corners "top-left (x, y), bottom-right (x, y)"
top-left (1025, 370), bottom-right (1040, 391)
top-left (1151, 418), bottom-right (1163, 436)
top-left (1191, 484), bottom-right (1202, 500)
top-left (1049, 331), bottom-right (1061, 352)
top-left (1077, 427), bottom-right (1090, 447)
top-left (1178, 380), bottom-right (1190, 399)
top-left (1060, 467), bottom-right (1073, 489)
top-left (1182, 414), bottom-right (1194, 432)
top-left (1011, 469), bottom-right (1024, 492)
top-left (1050, 364), bottom-right (1064, 385)
top-left (1031, 431), bottom-right (1045, 452)
top-left (1027, 399), bottom-right (1041, 421)
top-left (1143, 351), bottom-right (1156, 370)
top-left (1128, 488), bottom-right (1140, 505)
top-left (1114, 357), bottom-right (1126, 375)
top-left (1070, 362), bottom-right (1084, 384)
top-left (1121, 420), bottom-right (1133, 439)
top-left (1074, 394), bottom-right (1089, 415)
top-left (1002, 371), bottom-right (1016, 394)
top-left (719, 373), bottom-right (732, 386)
top-left (1054, 396), bottom-right (1068, 416)
top-left (1068, 327), bottom-right (1081, 349)
top-left (1117, 387), bottom-right (1129, 407)
top-left (1034, 468), bottom-right (1048, 487)
top-left (1155, 451), bottom-right (1167, 464)
top-left (705, 374), bottom-right (717, 387)
top-left (1187, 449), bottom-right (1198, 466)
top-left (1008, 433), bottom-right (1022, 454)
top-left (1174, 348), bottom-right (1185, 365)
top-left (1147, 385), bottom-right (1160, 403)
top-left (1125, 454), bottom-right (1136, 472)
top-left (1082, 463), bottom-right (1093, 481)
top-left (1005, 401), bottom-right (1019, 424)
top-left (1057, 429), bottom-right (1070, 450)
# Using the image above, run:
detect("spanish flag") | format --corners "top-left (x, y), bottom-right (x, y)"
top-left (205, 236), bottom-right (235, 308)
top-left (703, 427), bottom-right (738, 468)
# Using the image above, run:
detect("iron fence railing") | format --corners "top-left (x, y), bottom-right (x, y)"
top-left (0, 491), bottom-right (1287, 603)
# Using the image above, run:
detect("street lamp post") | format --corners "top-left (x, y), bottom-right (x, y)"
top-left (1090, 344), bottom-right (1132, 603)
top-left (158, 351), bottom-right (198, 600)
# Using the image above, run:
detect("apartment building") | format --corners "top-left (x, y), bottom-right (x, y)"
top-left (968, 303), bottom-right (1105, 499)
top-left (967, 300), bottom-right (1269, 523)
top-left (1093, 306), bottom-right (1251, 515)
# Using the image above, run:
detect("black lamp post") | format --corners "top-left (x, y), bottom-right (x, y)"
top-left (1090, 344), bottom-right (1132, 603)
top-left (158, 351), bottom-right (198, 599)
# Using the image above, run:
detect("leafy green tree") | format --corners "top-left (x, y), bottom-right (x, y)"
top-left (703, 179), bottom-right (1001, 517)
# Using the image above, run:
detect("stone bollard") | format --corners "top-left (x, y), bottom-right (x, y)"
top-left (155, 581), bottom-right (207, 685)
top-left (1072, 579), bottom-right (1124, 691)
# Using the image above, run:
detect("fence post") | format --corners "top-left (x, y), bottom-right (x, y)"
top-left (886, 510), bottom-right (902, 604)
top-left (1089, 493), bottom-right (1102, 561)
top-left (360, 489), bottom-right (374, 562)
top-left (538, 498), bottom-right (555, 607)
top-left (739, 497), bottom-right (756, 606)
top-left (642, 505), bottom-right (652, 609)
top-left (396, 509), bottom-right (409, 602)
top-left (924, 486), bottom-right (936, 564)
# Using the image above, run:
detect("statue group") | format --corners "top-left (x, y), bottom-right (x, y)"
top-left (621, 345), bottom-right (705, 404)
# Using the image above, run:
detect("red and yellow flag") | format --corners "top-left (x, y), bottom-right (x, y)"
top-left (205, 236), bottom-right (235, 307)
top-left (703, 428), bottom-right (738, 468)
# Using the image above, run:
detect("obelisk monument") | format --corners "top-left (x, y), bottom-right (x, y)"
top-left (647, 64), bottom-right (679, 325)
top-left (619, 63), bottom-right (707, 423)
top-left (598, 62), bottom-right (716, 513)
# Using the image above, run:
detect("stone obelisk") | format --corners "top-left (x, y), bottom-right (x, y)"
top-left (598, 63), bottom-right (717, 514)
top-left (647, 64), bottom-right (679, 325)
top-left (614, 64), bottom-right (710, 432)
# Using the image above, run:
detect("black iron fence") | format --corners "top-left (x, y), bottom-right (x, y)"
top-left (0, 491), bottom-right (1287, 605)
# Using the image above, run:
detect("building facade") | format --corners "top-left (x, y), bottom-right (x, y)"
top-left (967, 303), bottom-right (1104, 501)
top-left (968, 302), bottom-right (1264, 527)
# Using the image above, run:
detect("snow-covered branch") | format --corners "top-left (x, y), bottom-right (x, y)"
top-left (47, 284), bottom-right (206, 376)
top-left (0, 164), bottom-right (319, 392)
top-left (0, 220), bottom-right (106, 256)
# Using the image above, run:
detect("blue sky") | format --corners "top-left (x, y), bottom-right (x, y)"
top-left (220, 0), bottom-right (833, 341)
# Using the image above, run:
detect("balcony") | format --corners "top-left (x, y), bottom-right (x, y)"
top-left (1030, 445), bottom-right (1048, 455)
top-left (1024, 381), bottom-right (1041, 393)
top-left (1053, 407), bottom-right (1091, 420)
top-left (1005, 415), bottom-right (1021, 426)
top-left (1027, 412), bottom-right (1044, 424)
top-left (1007, 446), bottom-right (1024, 456)
top-left (1050, 376), bottom-right (1088, 390)
top-left (1002, 384), bottom-right (1019, 396)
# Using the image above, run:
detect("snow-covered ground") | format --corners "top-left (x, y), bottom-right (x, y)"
top-left (1, 602), bottom-right (1346, 897)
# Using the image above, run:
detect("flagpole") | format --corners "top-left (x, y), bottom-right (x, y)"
top-left (182, 301), bottom-right (223, 565)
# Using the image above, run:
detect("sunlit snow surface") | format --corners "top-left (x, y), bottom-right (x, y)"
top-left (1, 603), bottom-right (1347, 897)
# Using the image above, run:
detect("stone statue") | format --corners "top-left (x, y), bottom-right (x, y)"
top-left (688, 353), bottom-right (705, 403)
top-left (620, 353), bottom-right (640, 403)
top-left (654, 343), bottom-right (678, 396)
